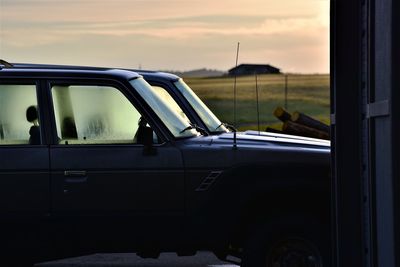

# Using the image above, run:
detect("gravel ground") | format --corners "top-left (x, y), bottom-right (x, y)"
top-left (35, 251), bottom-right (239, 267)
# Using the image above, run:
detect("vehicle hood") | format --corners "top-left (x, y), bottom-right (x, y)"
top-left (179, 130), bottom-right (330, 169)
top-left (240, 130), bottom-right (330, 147)
top-left (215, 131), bottom-right (330, 149)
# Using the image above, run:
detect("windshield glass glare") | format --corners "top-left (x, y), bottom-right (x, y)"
top-left (173, 79), bottom-right (228, 133)
top-left (130, 78), bottom-right (198, 138)
top-left (151, 86), bottom-right (191, 123)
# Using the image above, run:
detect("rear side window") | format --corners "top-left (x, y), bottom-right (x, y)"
top-left (51, 84), bottom-right (153, 145)
top-left (0, 84), bottom-right (41, 145)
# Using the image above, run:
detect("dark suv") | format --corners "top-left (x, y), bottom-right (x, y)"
top-left (0, 62), bottom-right (330, 267)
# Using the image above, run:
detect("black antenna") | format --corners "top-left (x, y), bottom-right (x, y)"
top-left (255, 74), bottom-right (260, 135)
top-left (233, 42), bottom-right (240, 149)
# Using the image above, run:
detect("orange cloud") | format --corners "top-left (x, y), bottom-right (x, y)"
top-left (0, 0), bottom-right (329, 73)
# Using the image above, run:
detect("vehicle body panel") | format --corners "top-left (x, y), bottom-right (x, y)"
top-left (50, 144), bottom-right (184, 214)
top-left (0, 146), bottom-right (50, 215)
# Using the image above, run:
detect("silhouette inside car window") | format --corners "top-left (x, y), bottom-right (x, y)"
top-left (26, 105), bottom-right (40, 145)
top-left (61, 117), bottom-right (78, 139)
top-left (134, 116), bottom-right (150, 144)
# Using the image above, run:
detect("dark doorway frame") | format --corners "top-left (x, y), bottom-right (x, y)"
top-left (332, 0), bottom-right (399, 266)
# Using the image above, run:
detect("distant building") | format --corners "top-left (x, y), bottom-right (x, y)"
top-left (228, 64), bottom-right (281, 76)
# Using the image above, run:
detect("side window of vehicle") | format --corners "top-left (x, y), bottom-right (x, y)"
top-left (51, 84), bottom-right (156, 145)
top-left (152, 86), bottom-right (191, 123)
top-left (0, 84), bottom-right (41, 145)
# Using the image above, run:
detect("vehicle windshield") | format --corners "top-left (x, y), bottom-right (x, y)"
top-left (173, 79), bottom-right (228, 133)
top-left (151, 85), bottom-right (191, 124)
top-left (130, 78), bottom-right (199, 138)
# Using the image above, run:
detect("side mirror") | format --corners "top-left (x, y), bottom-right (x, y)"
top-left (141, 126), bottom-right (157, 155)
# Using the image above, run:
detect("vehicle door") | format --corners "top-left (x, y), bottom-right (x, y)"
top-left (0, 80), bottom-right (50, 217)
top-left (47, 79), bottom-right (185, 236)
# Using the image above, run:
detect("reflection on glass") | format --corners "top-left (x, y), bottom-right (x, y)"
top-left (173, 79), bottom-right (228, 133)
top-left (130, 78), bottom-right (199, 138)
top-left (152, 86), bottom-right (191, 123)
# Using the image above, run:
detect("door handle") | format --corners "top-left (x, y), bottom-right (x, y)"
top-left (64, 170), bottom-right (88, 183)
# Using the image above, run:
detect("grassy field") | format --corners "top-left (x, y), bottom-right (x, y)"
top-left (184, 74), bottom-right (330, 131)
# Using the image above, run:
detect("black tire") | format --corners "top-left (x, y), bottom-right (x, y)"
top-left (241, 216), bottom-right (331, 267)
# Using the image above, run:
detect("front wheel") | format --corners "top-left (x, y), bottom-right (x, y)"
top-left (241, 217), bottom-right (331, 267)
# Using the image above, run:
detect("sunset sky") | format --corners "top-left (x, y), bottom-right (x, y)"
top-left (0, 0), bottom-right (329, 73)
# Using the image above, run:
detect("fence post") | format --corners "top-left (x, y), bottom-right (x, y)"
top-left (284, 74), bottom-right (288, 110)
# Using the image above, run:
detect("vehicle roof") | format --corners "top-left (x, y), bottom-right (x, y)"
top-left (1, 63), bottom-right (140, 80)
top-left (3, 63), bottom-right (180, 82)
top-left (132, 70), bottom-right (181, 82)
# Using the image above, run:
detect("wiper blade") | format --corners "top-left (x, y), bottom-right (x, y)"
top-left (180, 125), bottom-right (194, 134)
top-left (180, 123), bottom-right (209, 136)
top-left (215, 122), bottom-right (237, 132)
